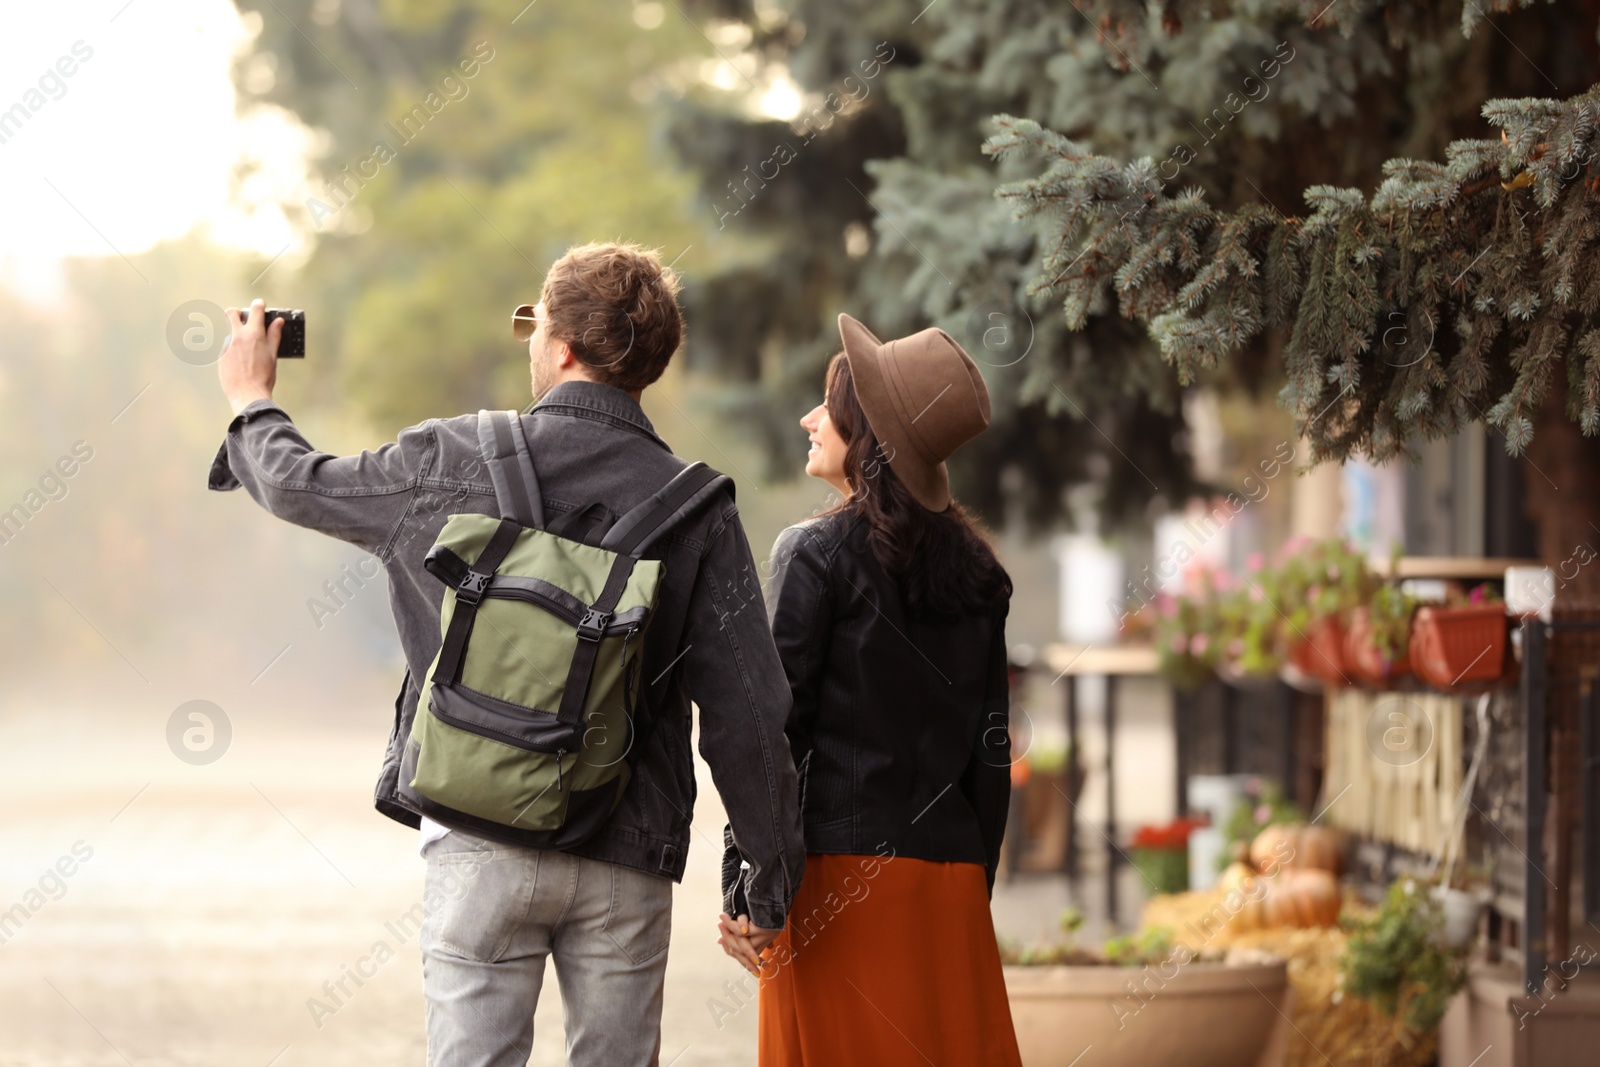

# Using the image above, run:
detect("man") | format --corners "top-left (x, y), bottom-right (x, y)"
top-left (209, 242), bottom-right (800, 1066)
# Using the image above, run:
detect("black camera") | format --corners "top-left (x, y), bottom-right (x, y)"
top-left (263, 308), bottom-right (306, 358)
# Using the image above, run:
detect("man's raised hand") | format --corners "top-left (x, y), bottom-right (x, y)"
top-left (219, 298), bottom-right (281, 415)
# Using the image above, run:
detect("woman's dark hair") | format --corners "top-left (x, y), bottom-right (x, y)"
top-left (823, 352), bottom-right (1011, 617)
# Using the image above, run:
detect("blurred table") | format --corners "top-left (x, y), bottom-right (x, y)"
top-left (1041, 643), bottom-right (1159, 927)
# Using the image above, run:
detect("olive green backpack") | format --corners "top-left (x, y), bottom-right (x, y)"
top-left (400, 409), bottom-right (731, 847)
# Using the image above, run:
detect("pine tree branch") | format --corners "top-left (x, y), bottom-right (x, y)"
top-left (1063, 0), bottom-right (1562, 65)
top-left (989, 80), bottom-right (1600, 461)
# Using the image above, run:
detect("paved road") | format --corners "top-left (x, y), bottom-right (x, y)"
top-left (0, 706), bottom-right (763, 1066)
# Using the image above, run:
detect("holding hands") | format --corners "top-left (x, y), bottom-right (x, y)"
top-left (717, 912), bottom-right (782, 977)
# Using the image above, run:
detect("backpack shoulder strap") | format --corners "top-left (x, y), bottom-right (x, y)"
top-left (600, 462), bottom-right (734, 559)
top-left (476, 409), bottom-right (545, 528)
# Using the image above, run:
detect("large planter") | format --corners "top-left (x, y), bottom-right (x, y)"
top-left (1411, 604), bottom-right (1507, 691)
top-left (1288, 615), bottom-right (1348, 686)
top-left (1345, 606), bottom-right (1412, 688)
top-left (1005, 956), bottom-right (1291, 1067)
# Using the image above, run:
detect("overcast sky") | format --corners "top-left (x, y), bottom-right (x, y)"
top-left (0, 1), bottom-right (306, 299)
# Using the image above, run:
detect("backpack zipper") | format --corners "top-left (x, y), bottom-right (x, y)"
top-left (555, 749), bottom-right (566, 791)
top-left (482, 583), bottom-right (644, 636)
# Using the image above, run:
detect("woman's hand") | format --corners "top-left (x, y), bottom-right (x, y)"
top-left (717, 911), bottom-right (781, 976)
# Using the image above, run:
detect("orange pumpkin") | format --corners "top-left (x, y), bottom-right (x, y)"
top-left (1267, 870), bottom-right (1344, 927)
top-left (1249, 822), bottom-right (1343, 875)
top-left (1217, 862), bottom-right (1269, 931)
top-left (1219, 861), bottom-right (1258, 892)
top-left (1261, 868), bottom-right (1341, 928)
top-left (1219, 861), bottom-right (1341, 930)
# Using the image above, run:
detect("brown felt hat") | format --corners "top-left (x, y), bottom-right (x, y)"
top-left (837, 313), bottom-right (991, 512)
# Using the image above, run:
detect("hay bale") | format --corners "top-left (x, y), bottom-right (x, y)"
top-left (1139, 891), bottom-right (1436, 1067)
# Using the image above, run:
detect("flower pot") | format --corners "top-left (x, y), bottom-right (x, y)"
top-left (1013, 769), bottom-right (1070, 872)
top-left (1411, 604), bottom-right (1507, 692)
top-left (1431, 886), bottom-right (1483, 950)
top-left (1005, 955), bottom-right (1291, 1067)
top-left (1287, 615), bottom-right (1347, 686)
top-left (1344, 606), bottom-right (1412, 688)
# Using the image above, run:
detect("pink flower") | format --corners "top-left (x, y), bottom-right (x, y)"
top-left (1227, 638), bottom-right (1244, 658)
top-left (1247, 552), bottom-right (1265, 572)
top-left (1170, 634), bottom-right (1188, 655)
top-left (1254, 804), bottom-right (1271, 824)
top-left (1180, 558), bottom-right (1211, 591)
top-left (1189, 633), bottom-right (1210, 657)
top-left (1278, 535), bottom-right (1314, 561)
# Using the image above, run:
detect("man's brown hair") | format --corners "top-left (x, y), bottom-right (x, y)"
top-left (539, 241), bottom-right (683, 394)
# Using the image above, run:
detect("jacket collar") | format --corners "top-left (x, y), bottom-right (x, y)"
top-left (531, 380), bottom-right (665, 444)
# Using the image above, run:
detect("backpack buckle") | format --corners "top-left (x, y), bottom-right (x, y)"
top-left (576, 608), bottom-right (612, 642)
top-left (457, 570), bottom-right (492, 606)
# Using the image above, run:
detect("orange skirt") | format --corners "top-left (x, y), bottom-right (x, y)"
top-left (757, 852), bottom-right (1023, 1067)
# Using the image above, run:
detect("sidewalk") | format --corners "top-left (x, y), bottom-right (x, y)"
top-left (0, 702), bottom-right (1136, 1066)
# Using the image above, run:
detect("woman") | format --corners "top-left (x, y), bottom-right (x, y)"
top-left (719, 314), bottom-right (1022, 1066)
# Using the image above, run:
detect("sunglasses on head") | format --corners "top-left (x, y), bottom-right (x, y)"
top-left (512, 303), bottom-right (539, 343)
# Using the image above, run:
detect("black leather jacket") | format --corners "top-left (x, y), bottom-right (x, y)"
top-left (724, 508), bottom-right (1011, 915)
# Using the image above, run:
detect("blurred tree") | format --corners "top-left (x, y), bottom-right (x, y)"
top-left (666, 0), bottom-right (1600, 537)
top-left (960, 1), bottom-right (1600, 593)
top-left (231, 0), bottom-right (726, 429)
top-left (669, 0), bottom-right (1209, 530)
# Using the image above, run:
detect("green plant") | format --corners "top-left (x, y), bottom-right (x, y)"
top-left (1341, 879), bottom-right (1469, 1034)
top-left (1275, 539), bottom-right (1380, 634)
top-left (1215, 574), bottom-right (1285, 677)
top-left (999, 909), bottom-right (1182, 968)
top-left (1129, 817), bottom-right (1201, 895)
top-left (998, 907), bottom-right (1096, 966)
top-left (1104, 926), bottom-right (1176, 967)
top-left (1367, 583), bottom-right (1421, 661)
top-left (1152, 575), bottom-right (1227, 690)
top-left (1130, 848), bottom-right (1188, 895)
top-left (1152, 538), bottom-right (1408, 687)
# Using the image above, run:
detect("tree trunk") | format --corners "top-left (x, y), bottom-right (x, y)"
top-left (1521, 382), bottom-right (1600, 969)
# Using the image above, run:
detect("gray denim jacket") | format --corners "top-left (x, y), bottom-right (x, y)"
top-left (208, 381), bottom-right (804, 928)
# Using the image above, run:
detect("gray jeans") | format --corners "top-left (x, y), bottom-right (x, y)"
top-left (421, 830), bottom-right (673, 1067)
